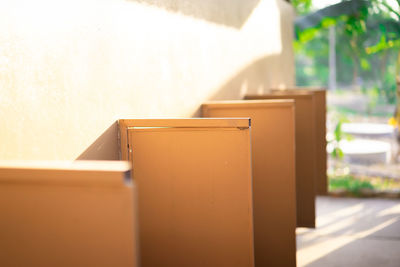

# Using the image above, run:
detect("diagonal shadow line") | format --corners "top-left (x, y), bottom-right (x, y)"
top-left (76, 121), bottom-right (120, 161)
top-left (127, 0), bottom-right (260, 29)
top-left (303, 217), bottom-right (400, 267)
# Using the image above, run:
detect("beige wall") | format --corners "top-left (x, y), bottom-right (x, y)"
top-left (0, 0), bottom-right (295, 160)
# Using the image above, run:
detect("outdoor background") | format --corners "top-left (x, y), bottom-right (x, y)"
top-left (294, 0), bottom-right (400, 196)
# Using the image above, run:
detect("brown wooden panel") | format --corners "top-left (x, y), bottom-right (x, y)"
top-left (202, 100), bottom-right (297, 267)
top-left (121, 119), bottom-right (254, 267)
top-left (271, 88), bottom-right (327, 195)
top-left (245, 94), bottom-right (316, 228)
top-left (118, 118), bottom-right (250, 160)
top-left (120, 118), bottom-right (250, 128)
top-left (0, 161), bottom-right (137, 267)
top-left (313, 90), bottom-right (327, 195)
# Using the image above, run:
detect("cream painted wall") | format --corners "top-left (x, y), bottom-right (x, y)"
top-left (0, 0), bottom-right (295, 160)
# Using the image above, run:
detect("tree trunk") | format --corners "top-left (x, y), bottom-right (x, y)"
top-left (350, 38), bottom-right (360, 90)
top-left (396, 51), bottom-right (400, 121)
top-left (393, 51), bottom-right (400, 162)
top-left (329, 25), bottom-right (337, 90)
top-left (353, 57), bottom-right (359, 89)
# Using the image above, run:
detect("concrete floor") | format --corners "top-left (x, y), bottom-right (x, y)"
top-left (297, 196), bottom-right (400, 267)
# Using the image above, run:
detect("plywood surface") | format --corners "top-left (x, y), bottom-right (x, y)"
top-left (0, 160), bottom-right (131, 187)
top-left (245, 94), bottom-right (316, 228)
top-left (123, 119), bottom-right (254, 267)
top-left (119, 118), bottom-right (250, 160)
top-left (272, 88), bottom-right (327, 195)
top-left (202, 100), bottom-right (296, 266)
top-left (0, 161), bottom-right (137, 267)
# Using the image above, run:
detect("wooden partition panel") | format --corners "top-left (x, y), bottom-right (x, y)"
top-left (202, 100), bottom-right (296, 267)
top-left (272, 88), bottom-right (327, 195)
top-left (119, 119), bottom-right (254, 267)
top-left (245, 93), bottom-right (316, 228)
top-left (0, 161), bottom-right (137, 267)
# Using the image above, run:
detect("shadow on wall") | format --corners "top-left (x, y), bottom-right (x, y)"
top-left (212, 55), bottom-right (287, 100)
top-left (76, 53), bottom-right (289, 161)
top-left (76, 0), bottom-right (293, 160)
top-left (190, 54), bottom-right (286, 117)
top-left (76, 122), bottom-right (119, 160)
top-left (201, 0), bottom-right (294, 103)
top-left (129, 0), bottom-right (260, 28)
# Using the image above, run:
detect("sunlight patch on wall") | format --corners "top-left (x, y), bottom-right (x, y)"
top-left (0, 0), bottom-right (293, 159)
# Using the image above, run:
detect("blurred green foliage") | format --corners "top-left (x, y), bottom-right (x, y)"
top-left (328, 112), bottom-right (352, 160)
top-left (291, 0), bottom-right (312, 15)
top-left (329, 174), bottom-right (374, 196)
top-left (293, 0), bottom-right (400, 105)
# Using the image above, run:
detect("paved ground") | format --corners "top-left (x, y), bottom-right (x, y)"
top-left (348, 162), bottom-right (400, 180)
top-left (297, 196), bottom-right (400, 267)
